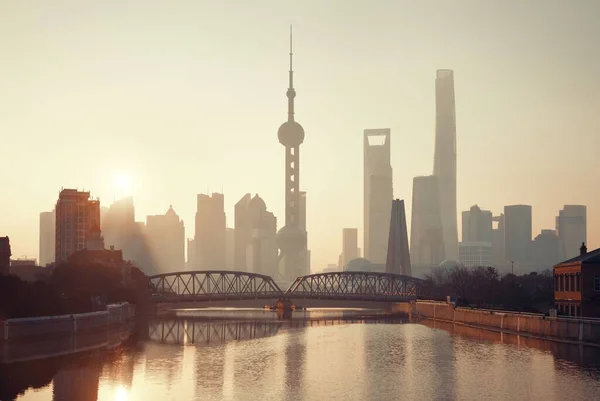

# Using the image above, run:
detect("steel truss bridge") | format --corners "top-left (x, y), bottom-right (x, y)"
top-left (149, 270), bottom-right (422, 303)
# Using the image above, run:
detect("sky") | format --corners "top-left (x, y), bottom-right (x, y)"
top-left (1, 0), bottom-right (599, 270)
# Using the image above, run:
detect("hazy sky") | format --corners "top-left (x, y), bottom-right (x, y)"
top-left (1, 0), bottom-right (599, 270)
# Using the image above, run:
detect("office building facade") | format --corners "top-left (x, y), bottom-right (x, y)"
top-left (364, 129), bottom-right (393, 264)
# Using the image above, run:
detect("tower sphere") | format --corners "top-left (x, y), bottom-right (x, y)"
top-left (276, 225), bottom-right (307, 253)
top-left (278, 120), bottom-right (305, 147)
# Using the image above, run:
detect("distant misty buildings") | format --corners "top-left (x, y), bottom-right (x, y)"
top-left (386, 200), bottom-right (411, 275)
top-left (102, 197), bottom-right (153, 274)
top-left (410, 175), bottom-right (444, 275)
top-left (39, 210), bottom-right (55, 266)
top-left (340, 228), bottom-right (359, 269)
top-left (364, 129), bottom-right (393, 265)
top-left (459, 205), bottom-right (493, 269)
top-left (433, 69), bottom-right (459, 262)
top-left (556, 205), bottom-right (587, 260)
top-left (55, 189), bottom-right (101, 265)
top-left (504, 205), bottom-right (532, 271)
top-left (235, 194), bottom-right (278, 277)
top-left (452, 203), bottom-right (587, 275)
top-left (194, 193), bottom-right (226, 270)
top-left (409, 70), bottom-right (459, 276)
top-left (146, 206), bottom-right (185, 274)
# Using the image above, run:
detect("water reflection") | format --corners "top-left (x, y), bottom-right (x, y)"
top-left (5, 310), bottom-right (600, 401)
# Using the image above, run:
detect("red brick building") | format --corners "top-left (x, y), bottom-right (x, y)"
top-left (554, 243), bottom-right (600, 317)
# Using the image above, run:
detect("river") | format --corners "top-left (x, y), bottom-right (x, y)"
top-left (4, 308), bottom-right (600, 401)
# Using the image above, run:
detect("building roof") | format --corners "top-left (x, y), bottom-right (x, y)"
top-left (557, 247), bottom-right (600, 265)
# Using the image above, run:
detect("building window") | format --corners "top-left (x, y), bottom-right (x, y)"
top-left (594, 276), bottom-right (600, 292)
top-left (576, 274), bottom-right (580, 292)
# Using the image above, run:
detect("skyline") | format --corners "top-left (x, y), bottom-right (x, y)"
top-left (2, 1), bottom-right (600, 269)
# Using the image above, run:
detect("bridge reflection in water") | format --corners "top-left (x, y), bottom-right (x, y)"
top-left (147, 316), bottom-right (406, 345)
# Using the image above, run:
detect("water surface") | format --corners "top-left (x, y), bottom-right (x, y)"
top-left (6, 308), bottom-right (600, 401)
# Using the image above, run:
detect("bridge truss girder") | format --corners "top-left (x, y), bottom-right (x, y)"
top-left (284, 271), bottom-right (421, 302)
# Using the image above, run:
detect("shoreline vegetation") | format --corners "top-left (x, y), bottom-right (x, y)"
top-left (0, 259), bottom-right (149, 321)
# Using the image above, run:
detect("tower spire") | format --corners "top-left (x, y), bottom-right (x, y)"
top-left (287, 25), bottom-right (296, 122)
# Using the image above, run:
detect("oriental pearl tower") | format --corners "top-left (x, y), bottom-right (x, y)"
top-left (277, 27), bottom-right (308, 283)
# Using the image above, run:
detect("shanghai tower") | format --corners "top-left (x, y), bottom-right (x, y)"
top-left (433, 69), bottom-right (458, 261)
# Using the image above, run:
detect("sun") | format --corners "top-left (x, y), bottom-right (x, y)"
top-left (113, 173), bottom-right (133, 197)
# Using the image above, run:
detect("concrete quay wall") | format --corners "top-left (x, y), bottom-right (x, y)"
top-left (0, 303), bottom-right (135, 341)
top-left (406, 301), bottom-right (600, 344)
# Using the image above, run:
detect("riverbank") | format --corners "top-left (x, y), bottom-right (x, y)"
top-left (396, 300), bottom-right (600, 345)
top-left (0, 302), bottom-right (135, 342)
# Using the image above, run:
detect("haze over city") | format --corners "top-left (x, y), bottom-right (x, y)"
top-left (1, 0), bottom-right (599, 271)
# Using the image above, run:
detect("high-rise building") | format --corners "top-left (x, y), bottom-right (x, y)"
top-left (225, 228), bottom-right (235, 270)
top-left (462, 205), bottom-right (493, 243)
top-left (195, 193), bottom-right (226, 270)
top-left (244, 195), bottom-right (278, 277)
top-left (504, 205), bottom-right (532, 272)
top-left (276, 29), bottom-right (308, 283)
top-left (55, 189), bottom-right (101, 265)
top-left (0, 236), bottom-right (10, 275)
top-left (532, 229), bottom-right (564, 271)
top-left (146, 206), bottom-right (185, 274)
top-left (556, 205), bottom-right (587, 260)
top-left (101, 197), bottom-right (153, 272)
top-left (364, 128), bottom-right (393, 264)
top-left (410, 176), bottom-right (445, 276)
top-left (236, 194), bottom-right (278, 276)
top-left (39, 210), bottom-right (55, 266)
top-left (433, 69), bottom-right (458, 261)
top-left (491, 214), bottom-right (506, 270)
top-left (235, 194), bottom-right (253, 271)
top-left (341, 228), bottom-right (359, 269)
top-left (186, 238), bottom-right (195, 270)
top-left (386, 199), bottom-right (411, 275)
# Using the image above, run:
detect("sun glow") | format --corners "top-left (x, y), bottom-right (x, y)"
top-left (113, 173), bottom-right (133, 197)
top-left (114, 385), bottom-right (129, 401)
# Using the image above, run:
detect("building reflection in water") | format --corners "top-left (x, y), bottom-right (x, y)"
top-left (421, 319), bottom-right (599, 400)
top-left (52, 359), bottom-right (102, 401)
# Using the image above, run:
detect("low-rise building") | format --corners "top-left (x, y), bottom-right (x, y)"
top-left (554, 243), bottom-right (600, 317)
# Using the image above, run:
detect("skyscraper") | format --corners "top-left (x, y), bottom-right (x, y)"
top-left (195, 193), bottom-right (226, 270)
top-left (410, 176), bottom-right (445, 275)
top-left (236, 194), bottom-right (278, 276)
top-left (462, 205), bottom-right (493, 243)
top-left (386, 199), bottom-right (411, 275)
top-left (532, 229), bottom-right (564, 271)
top-left (433, 69), bottom-right (458, 261)
top-left (491, 214), bottom-right (506, 269)
top-left (556, 205), bottom-right (587, 259)
top-left (341, 228), bottom-right (359, 268)
top-left (39, 210), bottom-right (55, 266)
top-left (55, 189), bottom-right (101, 265)
top-left (504, 205), bottom-right (532, 272)
top-left (364, 128), bottom-right (393, 264)
top-left (246, 195), bottom-right (278, 277)
top-left (186, 238), bottom-right (195, 270)
top-left (225, 227), bottom-right (235, 270)
top-left (101, 197), bottom-right (153, 272)
top-left (146, 206), bottom-right (185, 274)
top-left (276, 28), bottom-right (308, 283)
